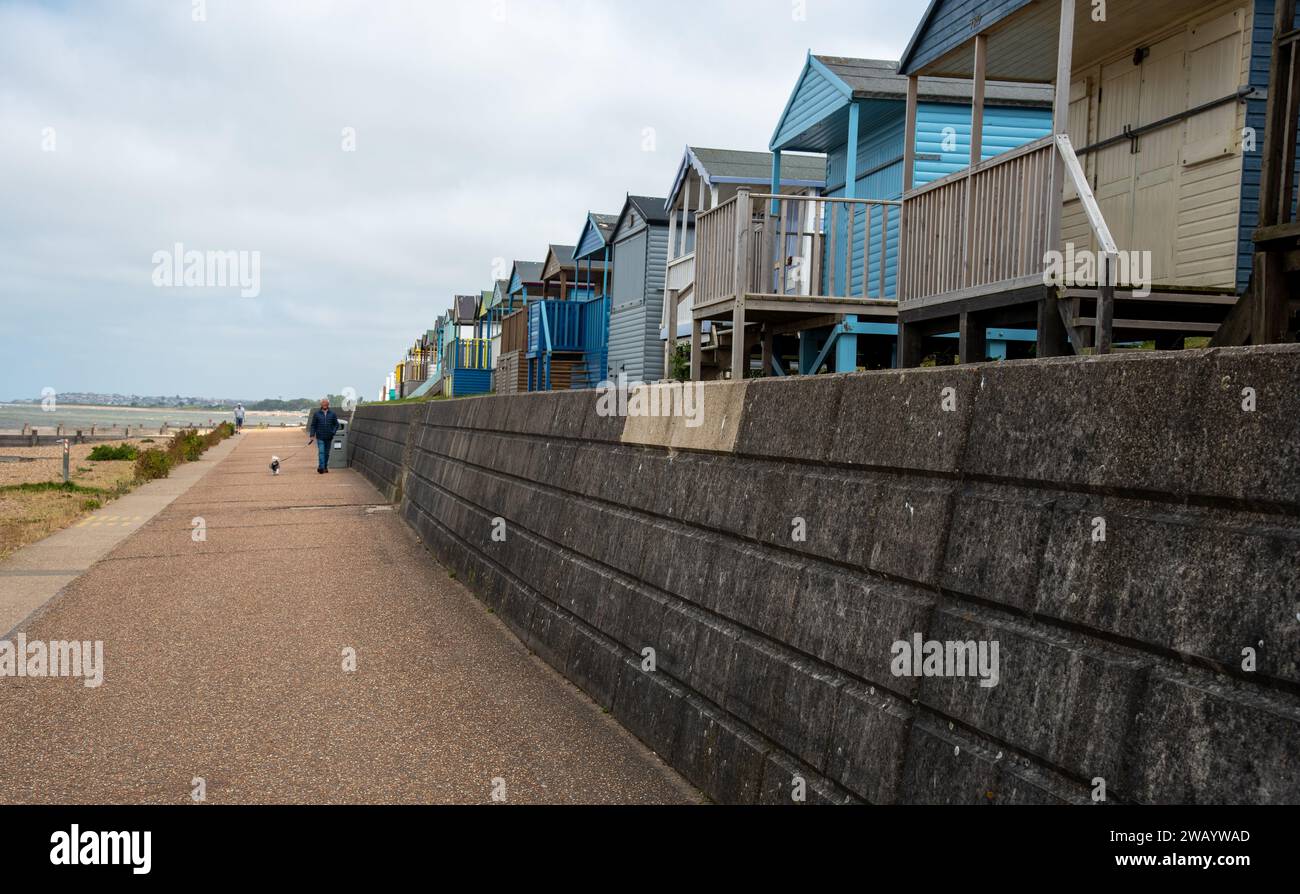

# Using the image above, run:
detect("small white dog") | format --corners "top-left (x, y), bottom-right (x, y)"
top-left (270, 456), bottom-right (281, 476)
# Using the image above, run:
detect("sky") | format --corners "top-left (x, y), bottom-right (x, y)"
top-left (0, 0), bottom-right (928, 401)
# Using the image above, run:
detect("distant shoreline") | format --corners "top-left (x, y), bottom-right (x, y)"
top-left (0, 404), bottom-right (307, 418)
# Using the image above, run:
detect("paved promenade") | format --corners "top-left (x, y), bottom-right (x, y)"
top-left (0, 430), bottom-right (697, 804)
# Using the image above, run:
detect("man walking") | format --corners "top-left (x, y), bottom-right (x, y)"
top-left (234, 403), bottom-right (246, 433)
top-left (308, 398), bottom-right (341, 475)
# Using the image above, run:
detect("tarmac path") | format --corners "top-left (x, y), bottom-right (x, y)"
top-left (0, 430), bottom-right (698, 804)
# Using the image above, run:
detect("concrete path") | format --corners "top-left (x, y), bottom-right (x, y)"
top-left (0, 430), bottom-right (698, 805)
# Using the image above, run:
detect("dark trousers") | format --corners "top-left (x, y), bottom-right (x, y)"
top-left (317, 437), bottom-right (332, 471)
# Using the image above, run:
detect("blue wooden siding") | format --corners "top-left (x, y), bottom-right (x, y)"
top-left (820, 100), bottom-right (1050, 298)
top-left (913, 101), bottom-right (1052, 185)
top-left (1238, 0), bottom-right (1298, 293)
top-left (448, 369), bottom-right (492, 398)
top-left (772, 57), bottom-right (850, 151)
top-left (900, 0), bottom-right (1033, 75)
top-left (575, 218), bottom-right (608, 261)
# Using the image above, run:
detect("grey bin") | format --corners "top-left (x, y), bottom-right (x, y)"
top-left (328, 419), bottom-right (351, 470)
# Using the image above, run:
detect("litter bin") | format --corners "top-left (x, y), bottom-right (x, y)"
top-left (328, 419), bottom-right (351, 470)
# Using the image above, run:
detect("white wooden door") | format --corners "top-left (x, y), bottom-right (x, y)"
top-left (1093, 55), bottom-right (1142, 254)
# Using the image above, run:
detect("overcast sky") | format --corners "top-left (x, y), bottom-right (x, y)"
top-left (1, 0), bottom-right (927, 401)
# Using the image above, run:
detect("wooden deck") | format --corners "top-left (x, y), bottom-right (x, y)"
top-left (690, 189), bottom-right (902, 379)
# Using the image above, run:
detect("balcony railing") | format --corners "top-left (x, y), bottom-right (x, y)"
top-left (694, 191), bottom-right (901, 309)
top-left (501, 308), bottom-right (528, 356)
top-left (899, 134), bottom-right (1057, 309)
top-left (666, 252), bottom-right (695, 294)
top-left (450, 339), bottom-right (492, 371)
top-left (527, 300), bottom-right (584, 356)
top-left (898, 133), bottom-right (1122, 351)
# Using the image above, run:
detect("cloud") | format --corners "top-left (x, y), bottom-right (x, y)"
top-left (0, 0), bottom-right (925, 400)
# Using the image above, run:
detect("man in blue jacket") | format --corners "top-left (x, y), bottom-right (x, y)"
top-left (308, 398), bottom-right (341, 474)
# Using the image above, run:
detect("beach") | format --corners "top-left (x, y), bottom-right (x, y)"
top-left (0, 404), bottom-right (307, 435)
top-left (0, 438), bottom-right (141, 560)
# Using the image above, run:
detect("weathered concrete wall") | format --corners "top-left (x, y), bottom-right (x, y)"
top-left (351, 346), bottom-right (1300, 805)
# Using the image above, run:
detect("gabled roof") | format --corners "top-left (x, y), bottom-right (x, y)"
top-left (541, 245), bottom-right (575, 281)
top-left (573, 211), bottom-right (619, 262)
top-left (898, 0), bottom-right (1035, 76)
top-left (489, 278), bottom-right (510, 307)
top-left (508, 260), bottom-right (545, 295)
top-left (666, 146), bottom-right (826, 208)
top-left (543, 244), bottom-right (611, 284)
top-left (627, 195), bottom-right (669, 225)
top-left (612, 195), bottom-right (670, 238)
top-left (771, 53), bottom-right (1052, 152)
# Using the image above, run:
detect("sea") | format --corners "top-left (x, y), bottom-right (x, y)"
top-left (0, 404), bottom-right (309, 434)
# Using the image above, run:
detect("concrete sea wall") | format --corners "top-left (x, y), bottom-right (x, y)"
top-left (350, 346), bottom-right (1300, 804)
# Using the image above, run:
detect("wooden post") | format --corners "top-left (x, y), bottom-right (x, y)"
top-left (770, 150), bottom-right (783, 214)
top-left (898, 321), bottom-right (924, 368)
top-left (731, 188), bottom-right (752, 381)
top-left (667, 192), bottom-right (679, 262)
top-left (665, 288), bottom-right (679, 379)
top-left (963, 33), bottom-right (987, 289)
top-left (1047, 0), bottom-right (1076, 258)
top-left (900, 75), bottom-right (919, 304)
top-left (970, 35), bottom-right (986, 166)
top-left (1252, 0), bottom-right (1299, 344)
top-left (1037, 297), bottom-right (1070, 357)
top-left (903, 77), bottom-right (919, 193)
top-left (1096, 255), bottom-right (1115, 354)
top-left (959, 311), bottom-right (987, 365)
top-left (681, 176), bottom-right (693, 259)
top-left (1260, 0), bottom-right (1300, 229)
top-left (690, 318), bottom-right (703, 381)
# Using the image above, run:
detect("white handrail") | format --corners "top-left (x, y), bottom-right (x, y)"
top-left (1055, 134), bottom-right (1118, 262)
top-left (1055, 133), bottom-right (1117, 352)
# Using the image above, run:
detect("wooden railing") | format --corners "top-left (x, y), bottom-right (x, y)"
top-left (694, 195), bottom-right (740, 306)
top-left (501, 308), bottom-right (528, 356)
top-left (666, 252), bottom-right (695, 294)
top-left (527, 300), bottom-right (584, 355)
top-left (451, 339), bottom-right (492, 371)
top-left (694, 190), bottom-right (902, 307)
top-left (899, 134), bottom-right (1056, 308)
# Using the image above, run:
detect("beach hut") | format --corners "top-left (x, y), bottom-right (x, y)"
top-left (892, 0), bottom-right (1293, 363)
top-left (664, 147), bottom-right (827, 379)
top-left (496, 261), bottom-right (544, 395)
top-left (572, 211), bottom-right (619, 385)
top-left (574, 212), bottom-right (618, 297)
top-left (483, 279), bottom-right (511, 374)
top-left (433, 296), bottom-right (493, 398)
top-left (607, 195), bottom-right (672, 384)
top-left (764, 55), bottom-right (1052, 372)
top-left (522, 245), bottom-right (609, 390)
